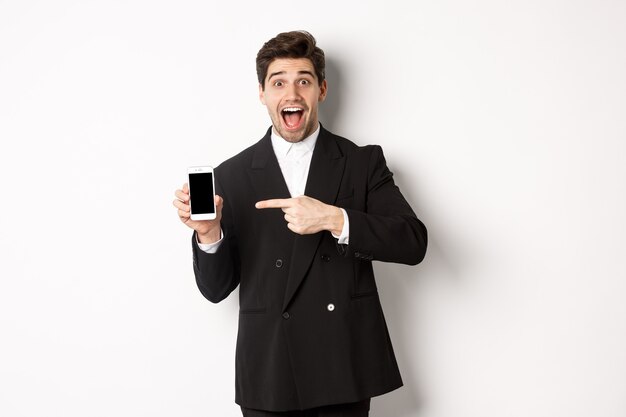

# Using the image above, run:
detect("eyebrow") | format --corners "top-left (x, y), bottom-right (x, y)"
top-left (268, 70), bottom-right (316, 81)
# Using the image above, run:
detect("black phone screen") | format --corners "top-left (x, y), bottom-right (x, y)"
top-left (189, 172), bottom-right (215, 214)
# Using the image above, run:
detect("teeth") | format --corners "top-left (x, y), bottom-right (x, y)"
top-left (282, 107), bottom-right (303, 112)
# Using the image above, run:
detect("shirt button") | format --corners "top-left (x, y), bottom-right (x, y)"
top-left (327, 304), bottom-right (335, 312)
top-left (275, 259), bottom-right (283, 268)
top-left (282, 312), bottom-right (290, 319)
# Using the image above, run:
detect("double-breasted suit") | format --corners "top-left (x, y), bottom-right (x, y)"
top-left (192, 125), bottom-right (427, 412)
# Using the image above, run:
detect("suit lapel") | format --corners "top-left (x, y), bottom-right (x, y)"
top-left (246, 127), bottom-right (291, 202)
top-left (246, 128), bottom-right (293, 248)
top-left (282, 126), bottom-right (346, 311)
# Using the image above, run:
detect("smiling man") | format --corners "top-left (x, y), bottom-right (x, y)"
top-left (174, 31), bottom-right (427, 417)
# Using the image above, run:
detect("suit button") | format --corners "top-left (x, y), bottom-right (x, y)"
top-left (354, 252), bottom-right (361, 258)
top-left (321, 254), bottom-right (331, 262)
top-left (275, 259), bottom-right (283, 268)
top-left (327, 304), bottom-right (335, 312)
top-left (282, 312), bottom-right (290, 319)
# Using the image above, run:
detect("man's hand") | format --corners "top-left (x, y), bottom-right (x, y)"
top-left (173, 183), bottom-right (223, 244)
top-left (255, 195), bottom-right (344, 236)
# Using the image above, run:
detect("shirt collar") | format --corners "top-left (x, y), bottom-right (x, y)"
top-left (270, 123), bottom-right (320, 158)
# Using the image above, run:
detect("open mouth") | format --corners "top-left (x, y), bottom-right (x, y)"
top-left (281, 107), bottom-right (304, 130)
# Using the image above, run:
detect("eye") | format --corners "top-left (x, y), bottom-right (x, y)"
top-left (299, 79), bottom-right (310, 85)
top-left (273, 81), bottom-right (283, 87)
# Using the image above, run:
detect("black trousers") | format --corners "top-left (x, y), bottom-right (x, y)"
top-left (240, 399), bottom-right (371, 417)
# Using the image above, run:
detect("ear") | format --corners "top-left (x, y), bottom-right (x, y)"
top-left (318, 79), bottom-right (328, 103)
top-left (259, 83), bottom-right (266, 105)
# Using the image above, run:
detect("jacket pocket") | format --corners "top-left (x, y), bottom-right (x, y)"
top-left (239, 307), bottom-right (267, 315)
top-left (350, 291), bottom-right (378, 300)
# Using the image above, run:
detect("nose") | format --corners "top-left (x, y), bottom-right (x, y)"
top-left (285, 82), bottom-right (300, 100)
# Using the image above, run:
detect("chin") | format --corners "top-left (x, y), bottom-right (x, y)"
top-left (283, 133), bottom-right (306, 143)
top-left (275, 126), bottom-right (304, 142)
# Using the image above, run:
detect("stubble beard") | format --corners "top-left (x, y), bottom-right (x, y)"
top-left (271, 112), bottom-right (316, 143)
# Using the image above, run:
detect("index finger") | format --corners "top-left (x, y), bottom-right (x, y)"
top-left (255, 198), bottom-right (293, 209)
top-left (175, 188), bottom-right (189, 202)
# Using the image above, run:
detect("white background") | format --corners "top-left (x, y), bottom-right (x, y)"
top-left (1, 1), bottom-right (625, 416)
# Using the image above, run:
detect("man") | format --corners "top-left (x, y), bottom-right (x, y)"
top-left (173, 31), bottom-right (427, 417)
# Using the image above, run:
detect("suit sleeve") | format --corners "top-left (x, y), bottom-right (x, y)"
top-left (191, 174), bottom-right (240, 303)
top-left (342, 145), bottom-right (427, 265)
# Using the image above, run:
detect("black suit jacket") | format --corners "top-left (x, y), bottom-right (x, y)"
top-left (192, 126), bottom-right (427, 411)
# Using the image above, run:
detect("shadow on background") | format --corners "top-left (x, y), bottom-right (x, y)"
top-left (319, 57), bottom-right (342, 133)
top-left (371, 167), bottom-right (428, 417)
top-left (372, 163), bottom-right (460, 417)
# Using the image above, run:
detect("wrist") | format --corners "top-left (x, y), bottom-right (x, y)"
top-left (197, 227), bottom-right (221, 244)
top-left (327, 206), bottom-right (344, 236)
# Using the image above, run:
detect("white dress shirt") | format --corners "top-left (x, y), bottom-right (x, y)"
top-left (197, 124), bottom-right (349, 253)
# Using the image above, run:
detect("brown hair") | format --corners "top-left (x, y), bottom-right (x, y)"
top-left (256, 30), bottom-right (325, 89)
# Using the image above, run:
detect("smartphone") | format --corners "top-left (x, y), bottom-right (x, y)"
top-left (187, 166), bottom-right (216, 221)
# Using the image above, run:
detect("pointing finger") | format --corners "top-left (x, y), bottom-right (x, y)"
top-left (255, 198), bottom-right (293, 209)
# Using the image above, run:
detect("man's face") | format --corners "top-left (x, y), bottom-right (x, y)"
top-left (259, 58), bottom-right (327, 143)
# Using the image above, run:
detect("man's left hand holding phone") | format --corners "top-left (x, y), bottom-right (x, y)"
top-left (174, 166), bottom-right (223, 244)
